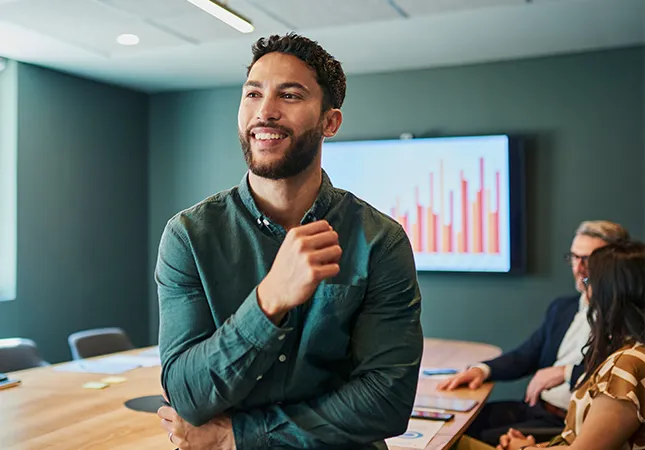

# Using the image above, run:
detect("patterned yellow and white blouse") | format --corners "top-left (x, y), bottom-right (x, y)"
top-left (549, 342), bottom-right (645, 449)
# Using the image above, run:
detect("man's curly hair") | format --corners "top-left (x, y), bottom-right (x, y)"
top-left (247, 33), bottom-right (346, 111)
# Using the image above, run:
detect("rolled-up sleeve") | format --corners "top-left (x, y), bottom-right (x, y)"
top-left (157, 217), bottom-right (294, 426)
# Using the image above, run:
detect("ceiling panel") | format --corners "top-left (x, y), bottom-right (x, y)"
top-left (96, 0), bottom-right (199, 20)
top-left (153, 12), bottom-right (249, 43)
top-left (245, 0), bottom-right (402, 30)
top-left (395, 0), bottom-right (524, 16)
top-left (0, 0), bottom-right (190, 56)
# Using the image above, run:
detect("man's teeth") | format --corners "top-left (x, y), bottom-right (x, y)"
top-left (254, 133), bottom-right (286, 140)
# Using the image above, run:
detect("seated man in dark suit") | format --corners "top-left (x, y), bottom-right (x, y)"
top-left (437, 220), bottom-right (630, 446)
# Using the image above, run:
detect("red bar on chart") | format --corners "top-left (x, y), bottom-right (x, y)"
top-left (494, 171), bottom-right (500, 253)
top-left (461, 172), bottom-right (468, 253)
top-left (473, 194), bottom-right (482, 253)
top-left (415, 186), bottom-right (423, 253)
top-left (411, 223), bottom-right (418, 252)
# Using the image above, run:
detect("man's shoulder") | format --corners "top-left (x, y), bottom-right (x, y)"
top-left (330, 187), bottom-right (405, 239)
top-left (165, 187), bottom-right (239, 232)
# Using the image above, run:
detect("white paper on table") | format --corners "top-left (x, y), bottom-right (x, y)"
top-left (98, 354), bottom-right (161, 368)
top-left (53, 353), bottom-right (161, 375)
top-left (54, 359), bottom-right (141, 375)
top-left (138, 346), bottom-right (160, 358)
top-left (385, 418), bottom-right (444, 449)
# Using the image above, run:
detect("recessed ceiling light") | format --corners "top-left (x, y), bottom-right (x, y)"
top-left (117, 34), bottom-right (140, 46)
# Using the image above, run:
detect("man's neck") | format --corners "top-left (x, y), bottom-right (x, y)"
top-left (248, 165), bottom-right (322, 231)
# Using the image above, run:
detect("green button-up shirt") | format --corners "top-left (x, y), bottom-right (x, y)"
top-left (156, 171), bottom-right (423, 449)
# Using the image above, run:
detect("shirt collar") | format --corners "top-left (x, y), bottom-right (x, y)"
top-left (237, 169), bottom-right (335, 228)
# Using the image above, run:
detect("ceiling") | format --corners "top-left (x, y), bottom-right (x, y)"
top-left (0, 0), bottom-right (642, 93)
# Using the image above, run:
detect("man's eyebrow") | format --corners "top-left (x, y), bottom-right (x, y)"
top-left (243, 80), bottom-right (262, 88)
top-left (278, 82), bottom-right (309, 93)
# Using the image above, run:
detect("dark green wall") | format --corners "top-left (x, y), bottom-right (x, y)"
top-left (0, 63), bottom-right (150, 363)
top-left (146, 46), bottom-right (641, 400)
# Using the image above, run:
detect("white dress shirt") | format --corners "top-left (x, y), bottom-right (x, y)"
top-left (475, 294), bottom-right (590, 410)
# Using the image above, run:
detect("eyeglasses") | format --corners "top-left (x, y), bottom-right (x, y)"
top-left (564, 252), bottom-right (589, 266)
top-left (582, 277), bottom-right (589, 288)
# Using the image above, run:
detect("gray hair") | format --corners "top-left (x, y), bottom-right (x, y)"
top-left (575, 220), bottom-right (630, 244)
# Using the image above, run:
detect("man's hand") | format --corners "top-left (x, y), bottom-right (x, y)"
top-left (436, 367), bottom-right (486, 391)
top-left (157, 405), bottom-right (236, 450)
top-left (258, 220), bottom-right (342, 324)
top-left (496, 428), bottom-right (536, 450)
top-left (525, 366), bottom-right (565, 407)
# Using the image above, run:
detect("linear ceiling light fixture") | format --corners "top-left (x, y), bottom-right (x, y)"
top-left (185, 0), bottom-right (254, 33)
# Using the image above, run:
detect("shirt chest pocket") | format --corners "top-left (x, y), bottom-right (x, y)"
top-left (299, 283), bottom-right (367, 362)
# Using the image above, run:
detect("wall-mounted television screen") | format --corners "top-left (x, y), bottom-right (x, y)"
top-left (322, 134), bottom-right (525, 273)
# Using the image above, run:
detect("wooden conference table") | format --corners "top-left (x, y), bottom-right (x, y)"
top-left (1, 339), bottom-right (500, 450)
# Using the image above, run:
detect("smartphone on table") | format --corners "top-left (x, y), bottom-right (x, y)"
top-left (410, 409), bottom-right (454, 421)
top-left (0, 377), bottom-right (21, 390)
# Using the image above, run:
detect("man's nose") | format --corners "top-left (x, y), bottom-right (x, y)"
top-left (257, 97), bottom-right (281, 122)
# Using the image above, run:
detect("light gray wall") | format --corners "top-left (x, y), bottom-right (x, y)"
top-left (148, 47), bottom-right (644, 400)
top-left (0, 63), bottom-right (150, 363)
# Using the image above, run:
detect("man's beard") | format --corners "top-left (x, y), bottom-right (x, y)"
top-left (239, 121), bottom-right (323, 180)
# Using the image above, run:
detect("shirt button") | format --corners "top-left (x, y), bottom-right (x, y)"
top-left (256, 374), bottom-right (263, 380)
top-left (278, 354), bottom-right (287, 363)
top-left (278, 334), bottom-right (286, 341)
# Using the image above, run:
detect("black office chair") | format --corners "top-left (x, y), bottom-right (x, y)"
top-left (0, 338), bottom-right (50, 372)
top-left (68, 327), bottom-right (135, 360)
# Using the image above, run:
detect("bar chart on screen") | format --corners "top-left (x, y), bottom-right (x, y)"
top-left (391, 158), bottom-right (501, 255)
top-left (322, 135), bottom-right (513, 272)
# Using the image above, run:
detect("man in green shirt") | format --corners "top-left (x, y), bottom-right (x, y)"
top-left (156, 33), bottom-right (423, 449)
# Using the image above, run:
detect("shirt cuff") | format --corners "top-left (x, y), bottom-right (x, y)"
top-left (563, 364), bottom-right (573, 383)
top-left (234, 287), bottom-right (294, 349)
top-left (471, 363), bottom-right (491, 380)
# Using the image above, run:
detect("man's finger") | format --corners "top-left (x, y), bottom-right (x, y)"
top-left (303, 230), bottom-right (339, 251)
top-left (314, 263), bottom-right (341, 280)
top-left (450, 375), bottom-right (468, 390)
top-left (528, 390), bottom-right (538, 407)
top-left (160, 418), bottom-right (173, 433)
top-left (292, 220), bottom-right (331, 237)
top-left (157, 405), bottom-right (178, 421)
top-left (309, 245), bottom-right (342, 264)
top-left (443, 377), bottom-right (458, 391)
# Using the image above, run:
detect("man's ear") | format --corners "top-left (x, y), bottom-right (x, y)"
top-left (322, 109), bottom-right (343, 138)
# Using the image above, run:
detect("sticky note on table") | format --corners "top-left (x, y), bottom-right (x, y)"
top-left (101, 376), bottom-right (127, 384)
top-left (83, 381), bottom-right (109, 390)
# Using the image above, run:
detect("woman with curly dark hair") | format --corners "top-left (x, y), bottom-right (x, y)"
top-left (496, 241), bottom-right (645, 450)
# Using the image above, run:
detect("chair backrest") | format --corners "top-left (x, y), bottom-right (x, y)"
top-left (68, 327), bottom-right (135, 360)
top-left (0, 338), bottom-right (50, 372)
